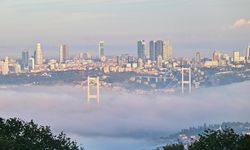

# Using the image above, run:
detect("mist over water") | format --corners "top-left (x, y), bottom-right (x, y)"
top-left (0, 81), bottom-right (250, 150)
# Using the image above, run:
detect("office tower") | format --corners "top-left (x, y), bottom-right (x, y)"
top-left (163, 40), bottom-right (172, 61)
top-left (2, 57), bottom-right (9, 75)
top-left (15, 64), bottom-right (21, 74)
top-left (155, 40), bottom-right (163, 60)
top-left (233, 51), bottom-right (240, 62)
top-left (213, 51), bottom-right (221, 62)
top-left (116, 56), bottom-right (121, 65)
top-left (149, 40), bottom-right (156, 61)
top-left (99, 41), bottom-right (105, 59)
top-left (21, 51), bottom-right (29, 68)
top-left (35, 43), bottom-right (43, 65)
top-left (29, 57), bottom-right (35, 70)
top-left (246, 45), bottom-right (250, 61)
top-left (157, 55), bottom-right (163, 68)
top-left (137, 40), bottom-right (146, 60)
top-left (59, 44), bottom-right (68, 63)
top-left (195, 52), bottom-right (201, 68)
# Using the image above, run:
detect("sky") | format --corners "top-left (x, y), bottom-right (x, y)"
top-left (0, 0), bottom-right (250, 58)
top-left (1, 81), bottom-right (250, 150)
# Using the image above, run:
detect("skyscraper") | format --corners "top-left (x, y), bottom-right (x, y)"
top-left (21, 51), bottom-right (29, 68)
top-left (2, 57), bottom-right (9, 75)
top-left (155, 40), bottom-right (163, 60)
top-left (163, 40), bottom-right (172, 61)
top-left (99, 41), bottom-right (105, 59)
top-left (233, 51), bottom-right (240, 62)
top-left (149, 40), bottom-right (156, 61)
top-left (246, 45), bottom-right (250, 62)
top-left (35, 43), bottom-right (43, 65)
top-left (15, 64), bottom-right (21, 74)
top-left (59, 45), bottom-right (68, 63)
top-left (137, 40), bottom-right (146, 60)
top-left (195, 52), bottom-right (201, 68)
top-left (29, 57), bottom-right (35, 70)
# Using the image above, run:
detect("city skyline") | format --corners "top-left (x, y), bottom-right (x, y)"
top-left (1, 41), bottom-right (250, 61)
top-left (1, 1), bottom-right (250, 150)
top-left (0, 0), bottom-right (250, 57)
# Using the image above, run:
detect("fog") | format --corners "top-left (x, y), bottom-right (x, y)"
top-left (0, 81), bottom-right (250, 150)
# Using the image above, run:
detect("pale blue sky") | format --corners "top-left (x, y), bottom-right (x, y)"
top-left (0, 0), bottom-right (250, 58)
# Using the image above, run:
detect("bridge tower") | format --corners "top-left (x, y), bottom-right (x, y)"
top-left (181, 67), bottom-right (192, 94)
top-left (87, 76), bottom-right (100, 104)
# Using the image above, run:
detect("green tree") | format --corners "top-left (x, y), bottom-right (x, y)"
top-left (0, 117), bottom-right (84, 150)
top-left (237, 135), bottom-right (250, 150)
top-left (162, 144), bottom-right (184, 150)
top-left (189, 128), bottom-right (250, 150)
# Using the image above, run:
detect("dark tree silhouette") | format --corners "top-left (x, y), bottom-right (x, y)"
top-left (0, 118), bottom-right (84, 150)
top-left (189, 128), bottom-right (250, 150)
top-left (161, 128), bottom-right (250, 150)
top-left (162, 144), bottom-right (184, 150)
top-left (235, 135), bottom-right (250, 150)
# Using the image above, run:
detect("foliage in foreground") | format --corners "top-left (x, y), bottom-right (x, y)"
top-left (162, 144), bottom-right (184, 150)
top-left (0, 117), bottom-right (84, 150)
top-left (162, 128), bottom-right (250, 150)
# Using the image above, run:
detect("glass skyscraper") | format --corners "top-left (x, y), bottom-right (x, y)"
top-left (137, 40), bottom-right (146, 60)
top-left (155, 40), bottom-right (163, 61)
top-left (99, 41), bottom-right (105, 59)
top-left (21, 51), bottom-right (29, 68)
top-left (149, 40), bottom-right (156, 61)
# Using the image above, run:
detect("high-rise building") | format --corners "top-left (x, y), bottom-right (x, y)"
top-left (233, 51), bottom-right (240, 62)
top-left (246, 45), bottom-right (250, 62)
top-left (155, 40), bottom-right (163, 60)
top-left (2, 57), bottom-right (9, 75)
top-left (99, 41), bottom-right (105, 59)
top-left (213, 51), bottom-right (221, 62)
top-left (195, 52), bottom-right (201, 68)
top-left (163, 40), bottom-right (172, 61)
top-left (15, 64), bottom-right (21, 74)
top-left (21, 51), bottom-right (29, 68)
top-left (149, 40), bottom-right (156, 61)
top-left (29, 57), bottom-right (35, 70)
top-left (137, 40), bottom-right (146, 60)
top-left (35, 43), bottom-right (43, 65)
top-left (59, 45), bottom-right (68, 63)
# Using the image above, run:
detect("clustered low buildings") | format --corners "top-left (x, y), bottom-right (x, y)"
top-left (0, 41), bottom-right (250, 76)
top-left (201, 48), bottom-right (250, 68)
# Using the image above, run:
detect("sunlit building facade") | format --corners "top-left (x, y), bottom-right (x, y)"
top-left (246, 45), bottom-right (250, 62)
top-left (233, 51), bottom-right (240, 62)
top-left (59, 44), bottom-right (68, 63)
top-left (35, 43), bottom-right (43, 65)
top-left (163, 40), bottom-right (172, 61)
